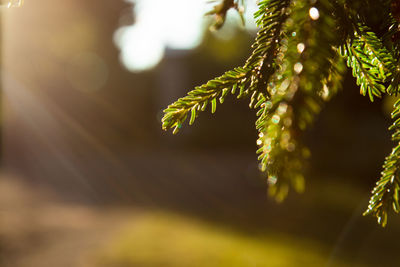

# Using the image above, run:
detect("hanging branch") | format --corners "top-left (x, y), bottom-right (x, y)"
top-left (162, 0), bottom-right (290, 134)
top-left (364, 99), bottom-right (400, 226)
top-left (340, 25), bottom-right (399, 101)
top-left (206, 0), bottom-right (245, 30)
top-left (255, 0), bottom-right (343, 200)
top-left (161, 0), bottom-right (400, 226)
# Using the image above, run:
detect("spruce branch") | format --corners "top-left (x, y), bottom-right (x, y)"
top-left (322, 54), bottom-right (346, 100)
top-left (340, 39), bottom-right (387, 101)
top-left (255, 0), bottom-right (341, 199)
top-left (161, 67), bottom-right (247, 134)
top-left (162, 0), bottom-right (290, 134)
top-left (161, 0), bottom-right (400, 227)
top-left (206, 0), bottom-right (244, 30)
top-left (364, 98), bottom-right (400, 227)
top-left (340, 20), bottom-right (400, 99)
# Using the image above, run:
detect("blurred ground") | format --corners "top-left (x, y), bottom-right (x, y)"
top-left (1, 147), bottom-right (400, 267)
top-left (0, 175), bottom-right (131, 267)
top-left (0, 174), bottom-right (358, 267)
top-left (94, 212), bottom-right (347, 267)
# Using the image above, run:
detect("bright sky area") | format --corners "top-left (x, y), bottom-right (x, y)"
top-left (114, 0), bottom-right (258, 72)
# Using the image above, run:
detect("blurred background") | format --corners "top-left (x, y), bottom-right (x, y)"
top-left (0, 0), bottom-right (400, 266)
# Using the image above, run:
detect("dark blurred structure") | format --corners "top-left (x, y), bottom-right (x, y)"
top-left (2, 0), bottom-right (259, 203)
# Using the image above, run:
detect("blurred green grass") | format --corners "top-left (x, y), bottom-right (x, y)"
top-left (93, 212), bottom-right (352, 267)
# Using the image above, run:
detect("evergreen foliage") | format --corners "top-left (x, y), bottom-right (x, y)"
top-left (162, 0), bottom-right (400, 227)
